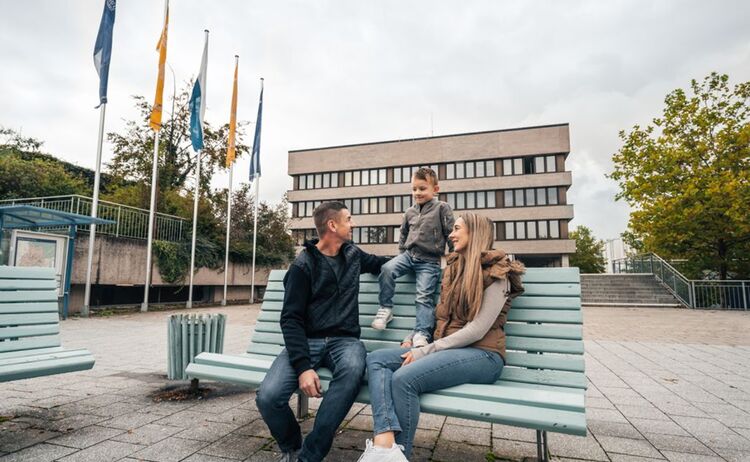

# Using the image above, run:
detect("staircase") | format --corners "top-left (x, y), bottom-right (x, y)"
top-left (581, 273), bottom-right (683, 308)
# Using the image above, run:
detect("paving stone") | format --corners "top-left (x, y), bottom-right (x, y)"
top-left (110, 423), bottom-right (184, 445)
top-left (596, 435), bottom-right (662, 458)
top-left (432, 440), bottom-right (490, 462)
top-left (440, 423), bottom-right (491, 446)
top-left (47, 425), bottom-right (125, 449)
top-left (671, 416), bottom-right (732, 435)
top-left (712, 448), bottom-right (750, 462)
top-left (322, 446), bottom-right (363, 461)
top-left (661, 451), bottom-right (725, 462)
top-left (491, 438), bottom-right (537, 460)
top-left (0, 442), bottom-right (77, 462)
top-left (0, 427), bottom-right (61, 453)
top-left (588, 419), bottom-right (643, 439)
top-left (155, 410), bottom-right (212, 428)
top-left (413, 428), bottom-right (439, 449)
top-left (699, 432), bottom-right (750, 452)
top-left (643, 432), bottom-right (714, 456)
top-left (629, 417), bottom-right (690, 436)
top-left (86, 400), bottom-right (150, 418)
top-left (712, 413), bottom-right (750, 428)
top-left (407, 446), bottom-right (433, 462)
top-left (232, 419), bottom-right (272, 439)
top-left (45, 413), bottom-right (109, 433)
top-left (177, 421), bottom-right (239, 442)
top-left (243, 451), bottom-right (280, 462)
top-left (547, 433), bottom-right (608, 461)
top-left (587, 407), bottom-right (629, 423)
top-left (608, 454), bottom-right (667, 461)
top-left (416, 412), bottom-right (445, 431)
top-left (491, 423), bottom-right (537, 442)
top-left (101, 410), bottom-right (163, 430)
top-left (205, 408), bottom-right (261, 427)
top-left (199, 434), bottom-right (266, 460)
top-left (132, 436), bottom-right (208, 462)
top-left (56, 440), bottom-right (144, 462)
top-left (182, 454), bottom-right (238, 462)
top-left (329, 428), bottom-right (370, 451)
top-left (343, 414), bottom-right (373, 432)
top-left (587, 397), bottom-right (617, 409)
top-left (616, 404), bottom-right (670, 420)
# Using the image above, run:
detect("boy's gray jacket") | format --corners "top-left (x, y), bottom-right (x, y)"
top-left (399, 198), bottom-right (455, 263)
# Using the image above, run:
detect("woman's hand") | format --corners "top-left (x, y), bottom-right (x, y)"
top-left (401, 350), bottom-right (415, 366)
top-left (400, 340), bottom-right (412, 348)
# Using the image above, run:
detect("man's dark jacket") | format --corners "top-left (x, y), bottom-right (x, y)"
top-left (281, 239), bottom-right (388, 376)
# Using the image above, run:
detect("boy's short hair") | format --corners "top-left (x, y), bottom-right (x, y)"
top-left (413, 167), bottom-right (438, 186)
top-left (313, 201), bottom-right (347, 237)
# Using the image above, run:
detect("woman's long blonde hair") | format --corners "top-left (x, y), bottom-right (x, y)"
top-left (443, 212), bottom-right (495, 319)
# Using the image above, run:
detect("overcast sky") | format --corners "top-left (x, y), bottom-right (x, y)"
top-left (2, 1), bottom-right (749, 240)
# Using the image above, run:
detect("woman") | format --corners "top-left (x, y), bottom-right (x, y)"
top-left (357, 212), bottom-right (525, 461)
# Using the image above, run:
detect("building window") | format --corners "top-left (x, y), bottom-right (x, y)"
top-left (393, 195), bottom-right (412, 213)
top-left (549, 220), bottom-right (560, 238)
top-left (498, 220), bottom-right (563, 240)
top-left (501, 155), bottom-right (560, 176)
top-left (353, 226), bottom-right (388, 244)
top-left (447, 191), bottom-right (496, 210)
top-left (503, 187), bottom-right (560, 207)
top-left (546, 155), bottom-right (556, 173)
top-left (527, 221), bottom-right (537, 239)
top-left (292, 229), bottom-right (318, 246)
top-left (548, 188), bottom-right (559, 205)
top-left (393, 226), bottom-right (401, 244)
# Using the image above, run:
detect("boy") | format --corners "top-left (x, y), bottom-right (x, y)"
top-left (372, 167), bottom-right (454, 347)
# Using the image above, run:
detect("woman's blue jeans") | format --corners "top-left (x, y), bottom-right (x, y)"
top-left (366, 347), bottom-right (504, 458)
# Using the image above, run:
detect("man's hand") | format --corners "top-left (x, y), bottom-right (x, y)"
top-left (401, 350), bottom-right (415, 366)
top-left (298, 369), bottom-right (322, 398)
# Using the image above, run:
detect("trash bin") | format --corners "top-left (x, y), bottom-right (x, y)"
top-left (167, 313), bottom-right (226, 380)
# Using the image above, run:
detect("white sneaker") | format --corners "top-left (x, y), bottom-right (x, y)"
top-left (412, 332), bottom-right (429, 348)
top-left (371, 307), bottom-right (393, 330)
top-left (356, 439), bottom-right (408, 462)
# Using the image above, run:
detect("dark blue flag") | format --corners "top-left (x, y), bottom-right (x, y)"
top-left (93, 0), bottom-right (116, 107)
top-left (249, 81), bottom-right (263, 182)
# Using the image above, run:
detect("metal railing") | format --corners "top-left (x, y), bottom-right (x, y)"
top-left (0, 194), bottom-right (187, 242)
top-left (613, 253), bottom-right (749, 310)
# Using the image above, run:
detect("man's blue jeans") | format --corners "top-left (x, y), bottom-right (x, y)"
top-left (255, 337), bottom-right (366, 462)
top-left (366, 347), bottom-right (504, 458)
top-left (378, 252), bottom-right (442, 340)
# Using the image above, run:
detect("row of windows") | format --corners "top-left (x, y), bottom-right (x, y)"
top-left (502, 155), bottom-right (557, 176)
top-left (292, 220), bottom-right (564, 246)
top-left (445, 160), bottom-right (496, 180)
top-left (500, 220), bottom-right (560, 240)
top-left (446, 191), bottom-right (497, 210)
top-left (298, 173), bottom-right (338, 190)
top-left (344, 168), bottom-right (387, 187)
top-left (295, 155), bottom-right (562, 190)
top-left (292, 188), bottom-right (564, 218)
top-left (504, 187), bottom-right (559, 207)
top-left (343, 197), bottom-right (388, 215)
top-left (393, 165), bottom-right (439, 183)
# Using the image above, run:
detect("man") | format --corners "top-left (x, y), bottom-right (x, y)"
top-left (256, 201), bottom-right (388, 462)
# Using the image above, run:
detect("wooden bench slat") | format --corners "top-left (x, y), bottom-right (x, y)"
top-left (0, 324), bottom-right (60, 340)
top-left (0, 346), bottom-right (65, 359)
top-left (0, 279), bottom-right (58, 290)
top-left (0, 312), bottom-right (60, 326)
top-left (510, 297), bottom-right (581, 310)
top-left (0, 335), bottom-right (62, 353)
top-left (0, 348), bottom-right (93, 367)
top-left (505, 324), bottom-right (582, 340)
top-left (506, 336), bottom-right (584, 355)
top-left (504, 352), bottom-right (585, 372)
top-left (0, 267), bottom-right (56, 280)
top-left (507, 310), bottom-right (582, 324)
top-left (0, 352), bottom-right (95, 382)
top-left (0, 302), bottom-right (60, 314)
top-left (0, 290), bottom-right (58, 303)
top-left (500, 367), bottom-right (588, 389)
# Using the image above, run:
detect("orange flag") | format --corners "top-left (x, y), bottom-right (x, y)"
top-left (226, 57), bottom-right (239, 167)
top-left (149, 3), bottom-right (169, 132)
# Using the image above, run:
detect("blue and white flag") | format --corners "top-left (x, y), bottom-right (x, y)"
top-left (189, 31), bottom-right (209, 151)
top-left (249, 81), bottom-right (263, 183)
top-left (93, 0), bottom-right (116, 107)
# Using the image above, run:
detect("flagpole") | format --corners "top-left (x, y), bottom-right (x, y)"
top-left (187, 150), bottom-right (200, 308)
top-left (250, 176), bottom-right (259, 303)
top-left (82, 103), bottom-right (107, 317)
top-left (142, 133), bottom-right (159, 312)
top-left (222, 163), bottom-right (233, 306)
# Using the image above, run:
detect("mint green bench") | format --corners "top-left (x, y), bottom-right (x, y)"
top-left (187, 267), bottom-right (586, 461)
top-left (0, 266), bottom-right (95, 382)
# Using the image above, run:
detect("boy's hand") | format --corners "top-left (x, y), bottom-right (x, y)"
top-left (401, 350), bottom-right (415, 366)
top-left (298, 369), bottom-right (322, 398)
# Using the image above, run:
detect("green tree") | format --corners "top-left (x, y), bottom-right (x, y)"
top-left (569, 226), bottom-right (606, 273)
top-left (610, 73), bottom-right (750, 280)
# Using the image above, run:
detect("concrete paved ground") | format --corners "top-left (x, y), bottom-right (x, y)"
top-left (1, 305), bottom-right (749, 461)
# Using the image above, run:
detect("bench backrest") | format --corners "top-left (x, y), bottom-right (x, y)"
top-left (253, 267), bottom-right (584, 389)
top-left (0, 266), bottom-right (62, 355)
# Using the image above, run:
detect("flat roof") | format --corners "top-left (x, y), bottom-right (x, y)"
top-left (0, 205), bottom-right (115, 229)
top-left (289, 123), bottom-right (569, 154)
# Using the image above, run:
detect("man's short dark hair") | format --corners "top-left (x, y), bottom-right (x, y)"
top-left (313, 201), bottom-right (348, 237)
top-left (413, 167), bottom-right (438, 186)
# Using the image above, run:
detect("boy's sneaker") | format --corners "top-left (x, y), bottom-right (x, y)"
top-left (371, 307), bottom-right (393, 330)
top-left (356, 439), bottom-right (408, 462)
top-left (412, 332), bottom-right (429, 348)
top-left (276, 449), bottom-right (298, 462)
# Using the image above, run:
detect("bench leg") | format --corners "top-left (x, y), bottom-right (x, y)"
top-left (536, 430), bottom-right (550, 462)
top-left (296, 392), bottom-right (309, 420)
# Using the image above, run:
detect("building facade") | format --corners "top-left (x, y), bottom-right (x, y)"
top-left (287, 124), bottom-right (575, 267)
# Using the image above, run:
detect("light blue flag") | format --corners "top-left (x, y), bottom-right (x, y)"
top-left (249, 81), bottom-right (263, 182)
top-left (189, 32), bottom-right (209, 151)
top-left (93, 0), bottom-right (116, 107)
